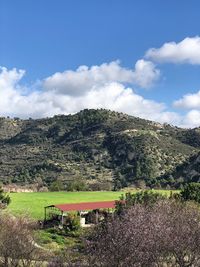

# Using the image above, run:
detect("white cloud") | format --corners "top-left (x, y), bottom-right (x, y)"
top-left (174, 90), bottom-right (200, 109)
top-left (43, 60), bottom-right (160, 94)
top-left (181, 110), bottom-right (200, 128)
top-left (0, 66), bottom-right (174, 124)
top-left (0, 67), bottom-right (26, 115)
top-left (146, 36), bottom-right (200, 64)
top-left (173, 90), bottom-right (200, 127)
top-left (72, 82), bottom-right (165, 119)
top-left (131, 59), bottom-right (160, 88)
top-left (2, 66), bottom-right (200, 128)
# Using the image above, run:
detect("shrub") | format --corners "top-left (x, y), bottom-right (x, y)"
top-left (180, 182), bottom-right (200, 203)
top-left (65, 213), bottom-right (81, 232)
top-left (0, 186), bottom-right (10, 208)
top-left (49, 180), bottom-right (64, 191)
top-left (115, 190), bottom-right (166, 214)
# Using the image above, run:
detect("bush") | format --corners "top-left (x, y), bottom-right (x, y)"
top-left (65, 213), bottom-right (81, 232)
top-left (0, 187), bottom-right (10, 208)
top-left (66, 179), bottom-right (88, 191)
top-left (49, 180), bottom-right (64, 191)
top-left (180, 182), bottom-right (200, 203)
top-left (115, 190), bottom-right (167, 214)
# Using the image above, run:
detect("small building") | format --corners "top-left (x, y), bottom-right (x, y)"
top-left (44, 201), bottom-right (117, 227)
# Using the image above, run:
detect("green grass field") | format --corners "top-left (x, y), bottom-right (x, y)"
top-left (8, 191), bottom-right (124, 219)
top-left (8, 190), bottom-right (174, 220)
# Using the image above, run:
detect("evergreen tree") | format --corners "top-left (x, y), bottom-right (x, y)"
top-left (0, 187), bottom-right (11, 208)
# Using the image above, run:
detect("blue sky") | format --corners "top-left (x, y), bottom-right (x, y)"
top-left (1, 0), bottom-right (200, 127)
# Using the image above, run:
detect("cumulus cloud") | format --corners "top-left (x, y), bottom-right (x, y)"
top-left (0, 67), bottom-right (26, 115)
top-left (174, 90), bottom-right (200, 109)
top-left (146, 36), bottom-right (200, 64)
top-left (180, 110), bottom-right (200, 128)
top-left (0, 66), bottom-right (179, 124)
top-left (43, 60), bottom-right (160, 94)
top-left (2, 65), bottom-right (200, 128)
top-left (131, 59), bottom-right (160, 88)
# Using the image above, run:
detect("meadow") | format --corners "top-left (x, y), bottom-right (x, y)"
top-left (8, 190), bottom-right (174, 219)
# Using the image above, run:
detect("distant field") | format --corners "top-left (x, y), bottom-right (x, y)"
top-left (8, 190), bottom-right (174, 219)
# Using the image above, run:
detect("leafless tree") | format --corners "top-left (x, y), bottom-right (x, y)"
top-left (86, 200), bottom-right (200, 267)
top-left (0, 212), bottom-right (41, 267)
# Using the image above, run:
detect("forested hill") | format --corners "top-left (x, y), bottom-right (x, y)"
top-left (0, 109), bottom-right (200, 190)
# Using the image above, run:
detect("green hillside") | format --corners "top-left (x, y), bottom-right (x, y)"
top-left (0, 109), bottom-right (199, 190)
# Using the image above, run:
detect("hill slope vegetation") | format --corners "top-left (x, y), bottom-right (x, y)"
top-left (0, 109), bottom-right (199, 190)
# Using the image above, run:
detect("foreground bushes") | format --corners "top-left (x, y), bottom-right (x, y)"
top-left (181, 182), bottom-right (200, 203)
top-left (0, 213), bottom-right (41, 267)
top-left (86, 200), bottom-right (200, 267)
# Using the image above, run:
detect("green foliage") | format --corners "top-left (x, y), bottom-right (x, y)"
top-left (180, 182), bottom-right (200, 203)
top-left (116, 190), bottom-right (167, 214)
top-left (65, 213), bottom-right (81, 232)
top-left (49, 180), bottom-right (64, 191)
top-left (0, 186), bottom-right (11, 208)
top-left (37, 228), bottom-right (67, 246)
top-left (66, 179), bottom-right (88, 191)
top-left (0, 109), bottom-right (199, 189)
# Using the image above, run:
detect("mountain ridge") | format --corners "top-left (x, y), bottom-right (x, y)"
top-left (0, 109), bottom-right (199, 190)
